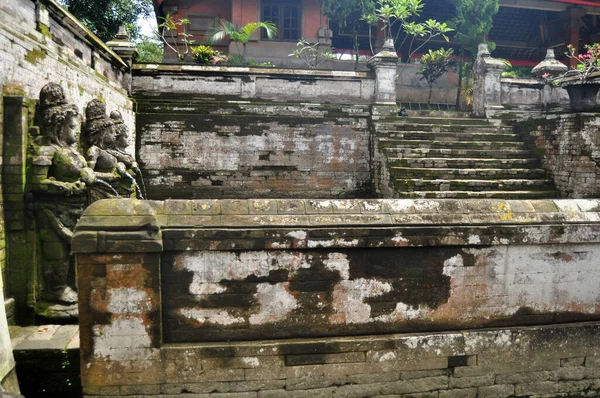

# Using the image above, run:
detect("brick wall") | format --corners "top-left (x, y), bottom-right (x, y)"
top-left (74, 198), bottom-right (600, 397)
top-left (136, 98), bottom-right (372, 199)
top-left (518, 114), bottom-right (600, 198)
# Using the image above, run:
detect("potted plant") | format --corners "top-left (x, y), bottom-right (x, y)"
top-left (559, 43), bottom-right (600, 112)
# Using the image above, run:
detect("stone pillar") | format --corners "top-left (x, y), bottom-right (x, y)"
top-left (73, 199), bottom-right (163, 396)
top-left (2, 96), bottom-right (34, 323)
top-left (532, 49), bottom-right (569, 111)
top-left (473, 43), bottom-right (506, 118)
top-left (317, 26), bottom-right (333, 45)
top-left (106, 26), bottom-right (137, 93)
top-left (367, 38), bottom-right (398, 116)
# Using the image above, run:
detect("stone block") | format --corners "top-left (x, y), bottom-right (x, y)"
top-left (119, 384), bottom-right (161, 395)
top-left (561, 378), bottom-right (600, 393)
top-left (276, 200), bottom-right (306, 214)
top-left (515, 381), bottom-right (558, 396)
top-left (449, 374), bottom-right (494, 389)
top-left (380, 376), bottom-right (449, 395)
top-left (228, 380), bottom-right (286, 392)
top-left (438, 388), bottom-right (477, 398)
top-left (222, 200), bottom-right (249, 215)
top-left (258, 387), bottom-right (335, 398)
top-left (560, 356), bottom-right (585, 367)
top-left (249, 200), bottom-right (277, 215)
top-left (476, 384), bottom-right (515, 398)
top-left (495, 370), bottom-right (557, 384)
top-left (160, 382), bottom-right (230, 394)
top-left (346, 371), bottom-right (400, 384)
top-left (285, 352), bottom-right (365, 366)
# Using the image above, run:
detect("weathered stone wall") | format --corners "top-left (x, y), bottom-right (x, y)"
top-left (0, 0), bottom-right (135, 320)
top-left (133, 65), bottom-right (375, 105)
top-left (74, 198), bottom-right (600, 397)
top-left (135, 97), bottom-right (371, 199)
top-left (0, 0), bottom-right (134, 130)
top-left (516, 114), bottom-right (600, 198)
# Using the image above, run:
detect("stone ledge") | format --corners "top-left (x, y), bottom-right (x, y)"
top-left (73, 199), bottom-right (600, 252)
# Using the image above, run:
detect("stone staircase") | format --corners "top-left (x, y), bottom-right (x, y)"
top-left (375, 113), bottom-right (558, 199)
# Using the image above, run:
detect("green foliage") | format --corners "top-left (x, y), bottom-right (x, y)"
top-left (501, 65), bottom-right (533, 78)
top-left (159, 14), bottom-right (194, 63)
top-left (211, 20), bottom-right (277, 61)
top-left (363, 0), bottom-right (452, 58)
top-left (59, 0), bottom-right (152, 42)
top-left (135, 35), bottom-right (163, 63)
top-left (191, 45), bottom-right (228, 65)
top-left (319, 0), bottom-right (374, 62)
top-left (289, 39), bottom-right (336, 69)
top-left (418, 48), bottom-right (454, 103)
top-left (450, 0), bottom-right (499, 56)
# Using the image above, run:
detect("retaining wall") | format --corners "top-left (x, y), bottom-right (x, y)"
top-left (135, 97), bottom-right (372, 199)
top-left (515, 114), bottom-right (600, 198)
top-left (74, 198), bottom-right (600, 397)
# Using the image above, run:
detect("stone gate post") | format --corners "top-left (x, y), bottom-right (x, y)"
top-left (72, 199), bottom-right (163, 396)
top-left (473, 43), bottom-right (506, 117)
top-left (368, 38), bottom-right (398, 116)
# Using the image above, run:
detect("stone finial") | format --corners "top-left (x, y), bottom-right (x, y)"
top-left (532, 48), bottom-right (568, 78)
top-left (317, 26), bottom-right (333, 45)
top-left (106, 25), bottom-right (137, 65)
top-left (478, 43), bottom-right (491, 57)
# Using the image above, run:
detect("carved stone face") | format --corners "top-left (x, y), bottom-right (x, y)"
top-left (115, 125), bottom-right (129, 150)
top-left (101, 124), bottom-right (117, 149)
top-left (61, 114), bottom-right (81, 146)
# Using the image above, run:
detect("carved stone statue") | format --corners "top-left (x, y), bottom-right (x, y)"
top-left (108, 110), bottom-right (142, 198)
top-left (82, 99), bottom-right (126, 201)
top-left (29, 83), bottom-right (95, 317)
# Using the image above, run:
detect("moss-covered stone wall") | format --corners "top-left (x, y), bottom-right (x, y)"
top-left (0, 0), bottom-right (134, 322)
top-left (73, 198), bottom-right (600, 397)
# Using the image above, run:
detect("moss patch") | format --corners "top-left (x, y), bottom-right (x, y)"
top-left (38, 23), bottom-right (52, 39)
top-left (24, 48), bottom-right (46, 65)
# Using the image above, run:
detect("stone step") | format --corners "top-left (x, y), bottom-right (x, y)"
top-left (391, 167), bottom-right (548, 180)
top-left (9, 325), bottom-right (81, 397)
top-left (389, 157), bottom-right (541, 169)
top-left (395, 116), bottom-right (492, 126)
top-left (394, 179), bottom-right (551, 192)
top-left (376, 123), bottom-right (509, 133)
top-left (403, 110), bottom-right (472, 119)
top-left (394, 190), bottom-right (560, 199)
top-left (380, 140), bottom-right (526, 150)
top-left (383, 147), bottom-right (531, 159)
top-left (378, 131), bottom-right (522, 142)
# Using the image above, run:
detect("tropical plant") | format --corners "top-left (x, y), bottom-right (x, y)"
top-left (418, 48), bottom-right (454, 104)
top-left (289, 39), bottom-right (336, 69)
top-left (564, 43), bottom-right (600, 81)
top-left (159, 14), bottom-right (194, 63)
top-left (211, 20), bottom-right (278, 62)
top-left (318, 0), bottom-right (375, 68)
top-left (191, 45), bottom-right (228, 64)
top-left (363, 0), bottom-right (452, 58)
top-left (450, 0), bottom-right (499, 108)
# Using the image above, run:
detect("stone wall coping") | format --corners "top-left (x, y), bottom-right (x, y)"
top-left (76, 198), bottom-right (600, 230)
top-left (44, 0), bottom-right (128, 69)
top-left (133, 63), bottom-right (371, 79)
